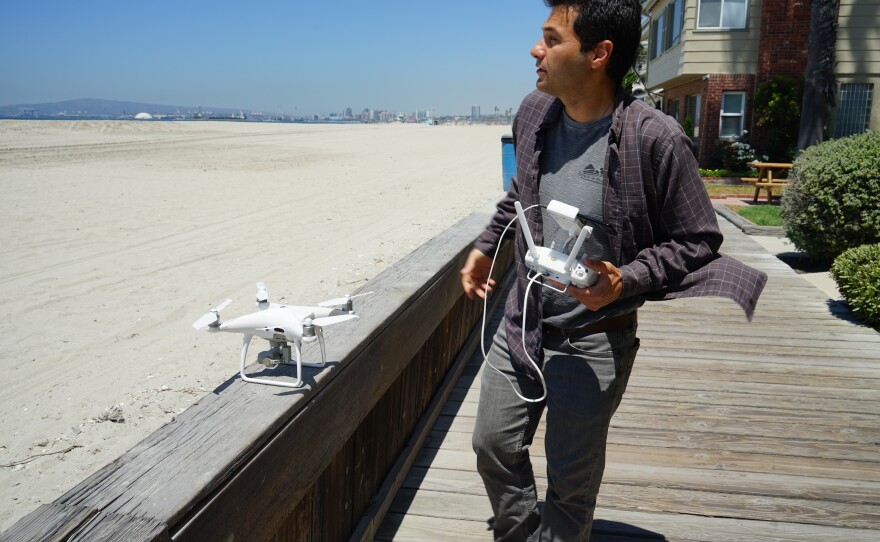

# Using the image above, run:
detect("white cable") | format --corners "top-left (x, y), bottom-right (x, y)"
top-left (480, 204), bottom-right (548, 403)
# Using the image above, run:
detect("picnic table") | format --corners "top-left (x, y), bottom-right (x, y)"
top-left (741, 161), bottom-right (792, 202)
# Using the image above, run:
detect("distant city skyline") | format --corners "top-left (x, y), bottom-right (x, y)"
top-left (0, 1), bottom-right (550, 117)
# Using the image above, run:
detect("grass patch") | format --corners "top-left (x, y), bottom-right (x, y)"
top-left (726, 204), bottom-right (782, 226)
top-left (704, 184), bottom-right (755, 196)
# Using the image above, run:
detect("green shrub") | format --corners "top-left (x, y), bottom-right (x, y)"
top-left (753, 76), bottom-right (803, 162)
top-left (683, 117), bottom-right (694, 139)
top-left (699, 168), bottom-right (758, 178)
top-left (830, 243), bottom-right (880, 328)
top-left (780, 131), bottom-right (880, 263)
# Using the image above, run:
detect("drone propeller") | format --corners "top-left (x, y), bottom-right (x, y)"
top-left (192, 299), bottom-right (232, 330)
top-left (318, 291), bottom-right (374, 308)
top-left (255, 281), bottom-right (269, 307)
top-left (312, 314), bottom-right (358, 327)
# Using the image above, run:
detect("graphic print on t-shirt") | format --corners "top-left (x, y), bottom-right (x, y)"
top-left (579, 163), bottom-right (604, 184)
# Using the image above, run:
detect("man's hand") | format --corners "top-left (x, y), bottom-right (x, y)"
top-left (559, 259), bottom-right (623, 310)
top-left (460, 248), bottom-right (496, 300)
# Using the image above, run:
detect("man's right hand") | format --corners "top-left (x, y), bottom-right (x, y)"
top-left (460, 248), bottom-right (495, 300)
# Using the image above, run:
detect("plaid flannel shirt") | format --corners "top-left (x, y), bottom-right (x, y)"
top-left (474, 90), bottom-right (767, 378)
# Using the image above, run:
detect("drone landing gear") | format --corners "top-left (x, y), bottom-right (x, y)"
top-left (239, 332), bottom-right (327, 389)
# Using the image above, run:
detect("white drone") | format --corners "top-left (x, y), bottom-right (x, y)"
top-left (193, 282), bottom-right (370, 388)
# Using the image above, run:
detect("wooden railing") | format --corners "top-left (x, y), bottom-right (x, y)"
top-left (1, 208), bottom-right (512, 542)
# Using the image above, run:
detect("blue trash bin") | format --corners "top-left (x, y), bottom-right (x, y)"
top-left (501, 134), bottom-right (515, 191)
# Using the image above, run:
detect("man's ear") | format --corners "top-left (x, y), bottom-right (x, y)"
top-left (590, 40), bottom-right (614, 69)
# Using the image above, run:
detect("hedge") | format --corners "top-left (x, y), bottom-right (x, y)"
top-left (830, 243), bottom-right (880, 328)
top-left (780, 131), bottom-right (880, 263)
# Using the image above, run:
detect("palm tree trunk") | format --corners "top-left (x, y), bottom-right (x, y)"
top-left (797, 0), bottom-right (840, 150)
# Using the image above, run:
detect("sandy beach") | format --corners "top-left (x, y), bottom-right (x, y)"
top-left (0, 119), bottom-right (510, 530)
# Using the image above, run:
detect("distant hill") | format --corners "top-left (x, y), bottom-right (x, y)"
top-left (0, 98), bottom-right (244, 119)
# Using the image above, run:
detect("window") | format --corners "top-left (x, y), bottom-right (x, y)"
top-left (686, 94), bottom-right (702, 137)
top-left (698, 0), bottom-right (747, 29)
top-left (833, 83), bottom-right (874, 138)
top-left (667, 98), bottom-right (680, 121)
top-left (650, 0), bottom-right (685, 59)
top-left (719, 92), bottom-right (745, 139)
top-left (651, 12), bottom-right (666, 59)
top-left (668, 0), bottom-right (683, 46)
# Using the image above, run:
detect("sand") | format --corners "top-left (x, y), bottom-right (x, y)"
top-left (0, 119), bottom-right (510, 530)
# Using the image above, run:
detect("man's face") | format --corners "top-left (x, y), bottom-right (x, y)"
top-left (531, 6), bottom-right (591, 100)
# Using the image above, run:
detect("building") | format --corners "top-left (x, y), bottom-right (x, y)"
top-left (471, 105), bottom-right (481, 121)
top-left (642, 0), bottom-right (879, 165)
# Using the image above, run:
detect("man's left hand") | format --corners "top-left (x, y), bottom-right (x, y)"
top-left (554, 259), bottom-right (623, 310)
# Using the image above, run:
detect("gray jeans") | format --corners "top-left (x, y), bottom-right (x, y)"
top-left (472, 315), bottom-right (640, 542)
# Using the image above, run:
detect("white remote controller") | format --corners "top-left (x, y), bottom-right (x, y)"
top-left (515, 201), bottom-right (599, 288)
top-left (523, 246), bottom-right (598, 287)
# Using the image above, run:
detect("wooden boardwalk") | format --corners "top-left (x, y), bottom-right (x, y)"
top-left (375, 218), bottom-right (880, 541)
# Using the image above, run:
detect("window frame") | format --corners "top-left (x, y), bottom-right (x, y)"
top-left (667, 98), bottom-right (681, 121)
top-left (686, 94), bottom-right (702, 137)
top-left (649, 0), bottom-right (685, 60)
top-left (833, 83), bottom-right (874, 138)
top-left (719, 91), bottom-right (746, 140)
top-left (696, 0), bottom-right (749, 30)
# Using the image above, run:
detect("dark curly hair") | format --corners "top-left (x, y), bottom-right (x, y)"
top-left (543, 0), bottom-right (642, 86)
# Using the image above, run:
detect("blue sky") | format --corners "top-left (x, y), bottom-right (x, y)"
top-left (0, 0), bottom-right (552, 116)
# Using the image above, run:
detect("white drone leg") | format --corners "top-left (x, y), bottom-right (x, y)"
top-left (293, 340), bottom-right (303, 386)
top-left (239, 334), bottom-right (303, 388)
top-left (301, 327), bottom-right (327, 368)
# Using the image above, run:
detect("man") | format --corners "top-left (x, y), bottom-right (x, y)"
top-left (460, 1), bottom-right (767, 540)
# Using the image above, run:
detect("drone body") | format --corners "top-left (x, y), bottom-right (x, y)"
top-left (193, 282), bottom-right (368, 388)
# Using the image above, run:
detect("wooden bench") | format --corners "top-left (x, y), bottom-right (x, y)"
top-left (747, 162), bottom-right (793, 202)
top-left (753, 181), bottom-right (790, 202)
top-left (740, 177), bottom-right (759, 183)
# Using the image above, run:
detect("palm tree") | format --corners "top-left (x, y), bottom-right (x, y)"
top-left (797, 0), bottom-right (840, 150)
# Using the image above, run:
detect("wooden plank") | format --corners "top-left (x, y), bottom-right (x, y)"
top-left (634, 348), bottom-right (880, 370)
top-left (0, 506), bottom-right (167, 542)
top-left (376, 513), bottom-right (662, 542)
top-left (419, 435), bottom-right (880, 485)
top-left (435, 391), bottom-right (880, 454)
top-left (441, 399), bottom-right (880, 447)
top-left (637, 322), bottom-right (880, 346)
top-left (447, 385), bottom-right (878, 422)
top-left (401, 466), bottom-right (880, 530)
top-left (406, 460), bottom-right (880, 507)
top-left (69, 512), bottom-right (168, 542)
top-left (386, 488), bottom-right (879, 542)
top-left (460, 363), bottom-right (880, 403)
top-left (0, 504), bottom-right (99, 542)
top-left (451, 383), bottom-right (879, 417)
top-left (437, 417), bottom-right (880, 468)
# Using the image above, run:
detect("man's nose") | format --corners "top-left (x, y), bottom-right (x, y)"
top-left (531, 38), bottom-right (545, 60)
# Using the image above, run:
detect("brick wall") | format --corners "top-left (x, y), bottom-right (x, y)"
top-left (668, 74), bottom-right (757, 166)
top-left (663, 78), bottom-right (708, 159)
top-left (753, 0), bottom-right (811, 153)
top-left (757, 0), bottom-right (811, 82)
